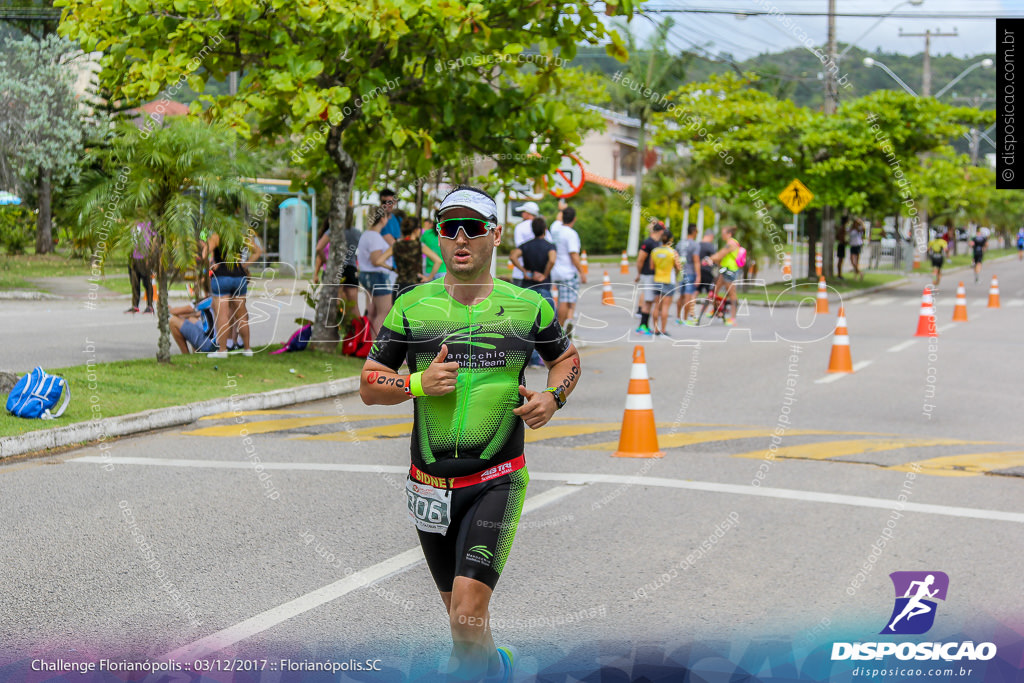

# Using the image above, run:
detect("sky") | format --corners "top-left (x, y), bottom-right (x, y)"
top-left (633, 1), bottom-right (1018, 60)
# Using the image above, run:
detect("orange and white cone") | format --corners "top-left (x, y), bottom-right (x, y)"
top-left (988, 275), bottom-right (1001, 308)
top-left (507, 259), bottom-right (515, 272)
top-left (827, 307), bottom-right (854, 373)
top-left (782, 253), bottom-right (792, 279)
top-left (601, 271), bottom-right (615, 305)
top-left (613, 346), bottom-right (664, 458)
top-left (914, 286), bottom-right (937, 337)
top-left (952, 282), bottom-right (968, 322)
top-left (815, 252), bottom-right (822, 277)
top-left (912, 249), bottom-right (921, 271)
top-left (816, 276), bottom-right (828, 313)
top-left (580, 250), bottom-right (589, 276)
top-left (151, 274), bottom-right (159, 303)
top-left (620, 251), bottom-right (629, 274)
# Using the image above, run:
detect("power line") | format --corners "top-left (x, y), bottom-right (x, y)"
top-left (643, 7), bottom-right (1018, 19)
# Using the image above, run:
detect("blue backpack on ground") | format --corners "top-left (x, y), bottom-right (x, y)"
top-left (6, 367), bottom-right (71, 419)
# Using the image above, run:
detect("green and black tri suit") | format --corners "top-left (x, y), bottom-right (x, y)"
top-left (368, 278), bottom-right (569, 590)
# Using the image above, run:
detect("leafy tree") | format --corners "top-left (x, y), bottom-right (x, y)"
top-left (0, 33), bottom-right (88, 253)
top-left (59, 0), bottom-right (626, 350)
top-left (70, 118), bottom-right (259, 363)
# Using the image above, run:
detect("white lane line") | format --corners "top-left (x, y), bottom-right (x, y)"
top-left (162, 483), bottom-right (582, 660)
top-left (72, 456), bottom-right (1024, 524)
top-left (1008, 299), bottom-right (1024, 307)
top-left (868, 297), bottom-right (895, 306)
top-left (813, 360), bottom-right (873, 384)
top-left (936, 323), bottom-right (956, 333)
top-left (974, 298), bottom-right (988, 308)
top-left (887, 340), bottom-right (916, 353)
top-left (904, 299), bottom-right (921, 306)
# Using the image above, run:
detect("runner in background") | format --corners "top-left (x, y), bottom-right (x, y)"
top-left (971, 228), bottom-right (988, 283)
top-left (634, 220), bottom-right (666, 336)
top-left (928, 232), bottom-right (949, 288)
top-left (708, 226), bottom-right (741, 326)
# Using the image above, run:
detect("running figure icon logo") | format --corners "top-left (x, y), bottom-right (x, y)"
top-left (881, 571), bottom-right (949, 635)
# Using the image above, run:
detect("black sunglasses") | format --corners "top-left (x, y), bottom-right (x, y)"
top-left (436, 218), bottom-right (496, 239)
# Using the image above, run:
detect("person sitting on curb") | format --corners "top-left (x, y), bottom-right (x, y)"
top-left (169, 298), bottom-right (217, 354)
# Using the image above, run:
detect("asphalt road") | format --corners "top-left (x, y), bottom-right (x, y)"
top-left (1, 257), bottom-right (1023, 681)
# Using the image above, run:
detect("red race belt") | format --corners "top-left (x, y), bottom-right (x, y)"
top-left (409, 454), bottom-right (526, 490)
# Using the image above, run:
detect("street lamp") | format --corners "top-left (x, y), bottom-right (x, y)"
top-left (838, 0), bottom-right (924, 61)
top-left (863, 57), bottom-right (918, 96)
top-left (934, 59), bottom-right (993, 99)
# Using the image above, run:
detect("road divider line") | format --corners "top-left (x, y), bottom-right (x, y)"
top-left (868, 297), bottom-right (896, 306)
top-left (161, 484), bottom-right (582, 660)
top-left (731, 437), bottom-right (990, 462)
top-left (935, 323), bottom-right (956, 333)
top-left (886, 451), bottom-right (1024, 477)
top-left (813, 360), bottom-right (873, 384)
top-left (887, 340), bottom-right (916, 353)
top-left (70, 457), bottom-right (1024, 523)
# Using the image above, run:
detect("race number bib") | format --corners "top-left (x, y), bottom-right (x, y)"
top-left (405, 477), bottom-right (453, 535)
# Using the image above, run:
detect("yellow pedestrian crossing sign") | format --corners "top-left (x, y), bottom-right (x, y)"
top-left (779, 179), bottom-right (814, 214)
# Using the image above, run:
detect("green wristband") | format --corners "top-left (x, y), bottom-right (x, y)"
top-left (409, 371), bottom-right (427, 397)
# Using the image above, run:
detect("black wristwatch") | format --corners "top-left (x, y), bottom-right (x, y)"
top-left (544, 385), bottom-right (567, 410)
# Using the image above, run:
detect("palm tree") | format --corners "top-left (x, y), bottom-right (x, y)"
top-left (609, 18), bottom-right (693, 255)
top-left (71, 117), bottom-right (260, 362)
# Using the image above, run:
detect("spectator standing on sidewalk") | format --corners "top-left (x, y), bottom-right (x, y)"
top-left (126, 221), bottom-right (155, 314)
top-left (204, 231), bottom-right (254, 357)
top-left (357, 208), bottom-right (396, 335)
top-left (510, 202), bottom-right (541, 288)
top-left (549, 206), bottom-right (586, 337)
top-left (634, 220), bottom-right (666, 335)
top-left (674, 224), bottom-right (701, 325)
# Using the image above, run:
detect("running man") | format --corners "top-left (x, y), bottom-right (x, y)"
top-left (888, 574), bottom-right (939, 632)
top-left (1017, 226), bottom-right (1024, 261)
top-left (927, 232), bottom-right (948, 288)
top-left (971, 228), bottom-right (988, 283)
top-left (708, 226), bottom-right (742, 325)
top-left (359, 186), bottom-right (581, 682)
top-left (634, 220), bottom-right (666, 335)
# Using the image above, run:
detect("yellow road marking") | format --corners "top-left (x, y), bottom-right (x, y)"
top-left (525, 422), bottom-right (622, 443)
top-left (731, 438), bottom-right (982, 462)
top-left (585, 428), bottom-right (837, 451)
top-left (184, 416), bottom-right (345, 437)
top-left (297, 422), bottom-right (414, 441)
top-left (887, 452), bottom-right (1024, 477)
top-left (200, 409), bottom-right (322, 420)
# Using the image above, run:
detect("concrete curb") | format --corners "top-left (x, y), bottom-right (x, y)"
top-left (0, 290), bottom-right (63, 300)
top-left (0, 376), bottom-right (361, 460)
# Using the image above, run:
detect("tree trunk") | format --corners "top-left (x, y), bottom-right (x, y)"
top-left (155, 236), bottom-right (172, 363)
top-left (310, 124), bottom-right (357, 351)
top-left (35, 166), bottom-right (53, 254)
top-left (805, 210), bottom-right (820, 280)
top-left (822, 205), bottom-right (834, 278)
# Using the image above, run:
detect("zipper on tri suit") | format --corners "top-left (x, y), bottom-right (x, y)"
top-left (454, 304), bottom-right (473, 458)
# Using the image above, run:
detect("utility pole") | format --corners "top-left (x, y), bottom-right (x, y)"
top-left (899, 28), bottom-right (958, 97)
top-left (820, 0), bottom-right (838, 278)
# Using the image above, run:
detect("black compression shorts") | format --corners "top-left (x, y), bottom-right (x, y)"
top-left (415, 467), bottom-right (529, 592)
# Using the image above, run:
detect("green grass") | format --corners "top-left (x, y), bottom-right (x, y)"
top-left (753, 272), bottom-right (905, 303)
top-left (0, 350), bottom-right (364, 439)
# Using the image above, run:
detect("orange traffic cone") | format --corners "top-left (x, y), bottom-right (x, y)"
top-left (580, 250), bottom-right (589, 276)
top-left (507, 259), bottom-right (515, 272)
top-left (151, 274), bottom-right (159, 303)
top-left (815, 276), bottom-right (828, 314)
top-left (988, 276), bottom-right (1001, 308)
top-left (827, 307), bottom-right (854, 373)
top-left (815, 252), bottom-right (822, 277)
top-left (620, 251), bottom-right (629, 275)
top-left (613, 346), bottom-right (664, 458)
top-left (914, 286), bottom-right (937, 337)
top-left (601, 271), bottom-right (615, 305)
top-left (912, 248), bottom-right (921, 271)
top-left (782, 253), bottom-right (792, 279)
top-left (952, 282), bottom-right (968, 322)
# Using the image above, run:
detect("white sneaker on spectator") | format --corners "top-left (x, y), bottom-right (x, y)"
top-left (207, 351), bottom-right (228, 359)
top-left (240, 349), bottom-right (254, 357)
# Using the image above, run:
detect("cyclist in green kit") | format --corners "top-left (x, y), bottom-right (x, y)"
top-left (359, 186), bottom-right (582, 682)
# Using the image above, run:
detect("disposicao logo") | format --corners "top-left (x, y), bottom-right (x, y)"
top-left (832, 571), bottom-right (997, 663)
top-left (882, 571), bottom-right (948, 635)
